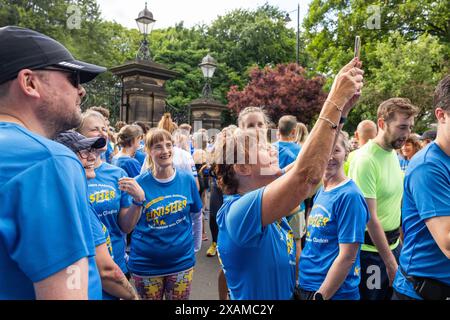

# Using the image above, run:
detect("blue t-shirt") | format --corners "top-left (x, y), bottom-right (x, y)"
top-left (88, 162), bottom-right (132, 273)
top-left (299, 179), bottom-right (369, 300)
top-left (217, 188), bottom-right (296, 300)
top-left (393, 142), bottom-right (450, 299)
top-left (272, 141), bottom-right (301, 169)
top-left (398, 154), bottom-right (410, 173)
top-left (273, 141), bottom-right (305, 212)
top-left (112, 155), bottom-right (141, 178)
top-left (128, 170), bottom-right (202, 276)
top-left (0, 123), bottom-right (101, 300)
top-left (104, 141), bottom-right (114, 164)
top-left (89, 203), bottom-right (119, 300)
top-left (135, 148), bottom-right (146, 168)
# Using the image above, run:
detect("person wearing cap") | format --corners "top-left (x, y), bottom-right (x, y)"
top-left (0, 26), bottom-right (105, 299)
top-left (420, 130), bottom-right (437, 148)
top-left (392, 75), bottom-right (450, 300)
top-left (54, 131), bottom-right (139, 300)
top-left (76, 111), bottom-right (135, 280)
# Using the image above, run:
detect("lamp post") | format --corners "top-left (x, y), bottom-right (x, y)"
top-left (284, 3), bottom-right (300, 66)
top-left (199, 53), bottom-right (217, 99)
top-left (135, 2), bottom-right (156, 60)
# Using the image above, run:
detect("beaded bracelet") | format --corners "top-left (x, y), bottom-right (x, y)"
top-left (318, 116), bottom-right (338, 129)
top-left (326, 99), bottom-right (344, 113)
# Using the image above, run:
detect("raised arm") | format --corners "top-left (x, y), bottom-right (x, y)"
top-left (261, 58), bottom-right (364, 226)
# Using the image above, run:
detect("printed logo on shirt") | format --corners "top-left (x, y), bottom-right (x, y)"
top-left (275, 221), bottom-right (295, 256)
top-left (89, 188), bottom-right (116, 204)
top-left (286, 230), bottom-right (294, 255)
top-left (305, 204), bottom-right (332, 244)
top-left (144, 194), bottom-right (189, 229)
top-left (102, 224), bottom-right (114, 258)
top-left (307, 204), bottom-right (331, 228)
top-left (354, 266), bottom-right (360, 277)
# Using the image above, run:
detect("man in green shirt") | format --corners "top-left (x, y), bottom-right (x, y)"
top-left (344, 120), bottom-right (377, 176)
top-left (349, 98), bottom-right (419, 300)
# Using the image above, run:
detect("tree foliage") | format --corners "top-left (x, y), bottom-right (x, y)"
top-left (227, 63), bottom-right (327, 124)
top-left (1, 1), bottom-right (448, 131)
top-left (346, 32), bottom-right (448, 133)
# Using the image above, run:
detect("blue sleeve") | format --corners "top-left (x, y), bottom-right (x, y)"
top-left (89, 205), bottom-right (107, 247)
top-left (336, 188), bottom-right (369, 244)
top-left (119, 170), bottom-right (132, 208)
top-left (407, 162), bottom-right (450, 220)
top-left (10, 156), bottom-right (93, 282)
top-left (226, 187), bottom-right (265, 248)
top-left (189, 174), bottom-right (202, 213)
top-left (124, 158), bottom-right (141, 178)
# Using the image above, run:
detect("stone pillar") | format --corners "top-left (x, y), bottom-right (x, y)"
top-left (110, 59), bottom-right (179, 126)
top-left (189, 98), bottom-right (227, 130)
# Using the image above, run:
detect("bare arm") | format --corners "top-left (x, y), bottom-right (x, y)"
top-left (34, 258), bottom-right (89, 300)
top-left (262, 58), bottom-right (364, 226)
top-left (317, 243), bottom-right (360, 300)
top-left (425, 216), bottom-right (450, 259)
top-left (118, 205), bottom-right (143, 234)
top-left (95, 243), bottom-right (139, 300)
top-left (365, 198), bottom-right (398, 285)
top-left (118, 177), bottom-right (145, 234)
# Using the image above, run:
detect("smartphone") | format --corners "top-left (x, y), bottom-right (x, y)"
top-left (354, 36), bottom-right (361, 59)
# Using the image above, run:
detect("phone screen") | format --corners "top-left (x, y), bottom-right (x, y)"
top-left (354, 36), bottom-right (361, 59)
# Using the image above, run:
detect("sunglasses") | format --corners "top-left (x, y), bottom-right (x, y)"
top-left (38, 66), bottom-right (81, 88)
top-left (78, 148), bottom-right (101, 159)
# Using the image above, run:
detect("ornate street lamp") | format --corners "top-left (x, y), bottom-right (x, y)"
top-left (135, 2), bottom-right (156, 60)
top-left (284, 3), bottom-right (300, 66)
top-left (199, 53), bottom-right (217, 99)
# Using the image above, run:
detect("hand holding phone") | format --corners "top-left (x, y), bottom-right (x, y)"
top-left (354, 36), bottom-right (361, 59)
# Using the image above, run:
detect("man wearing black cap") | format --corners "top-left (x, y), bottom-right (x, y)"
top-left (0, 26), bottom-right (106, 299)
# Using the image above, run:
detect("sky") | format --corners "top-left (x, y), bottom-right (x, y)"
top-left (95, 0), bottom-right (312, 31)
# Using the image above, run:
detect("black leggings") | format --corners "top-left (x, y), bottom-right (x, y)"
top-left (209, 181), bottom-right (223, 243)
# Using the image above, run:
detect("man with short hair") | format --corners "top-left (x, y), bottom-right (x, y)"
top-left (273, 115), bottom-right (301, 168)
top-left (349, 97), bottom-right (419, 300)
top-left (344, 120), bottom-right (377, 175)
top-left (0, 26), bottom-right (106, 299)
top-left (392, 76), bottom-right (450, 300)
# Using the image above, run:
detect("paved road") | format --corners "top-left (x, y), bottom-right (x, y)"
top-left (190, 220), bottom-right (221, 300)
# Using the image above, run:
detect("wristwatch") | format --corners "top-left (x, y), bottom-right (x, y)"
top-left (132, 198), bottom-right (145, 207)
top-left (313, 291), bottom-right (324, 300)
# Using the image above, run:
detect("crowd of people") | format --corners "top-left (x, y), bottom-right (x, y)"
top-left (1, 26), bottom-right (449, 301)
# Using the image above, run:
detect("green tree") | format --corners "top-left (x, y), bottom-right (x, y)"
top-left (207, 4), bottom-right (299, 74)
top-left (345, 33), bottom-right (448, 134)
top-left (303, 0), bottom-right (450, 77)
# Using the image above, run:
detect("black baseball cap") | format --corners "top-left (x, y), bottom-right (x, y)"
top-left (54, 130), bottom-right (106, 153)
top-left (0, 26), bottom-right (106, 85)
top-left (420, 130), bottom-right (437, 141)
